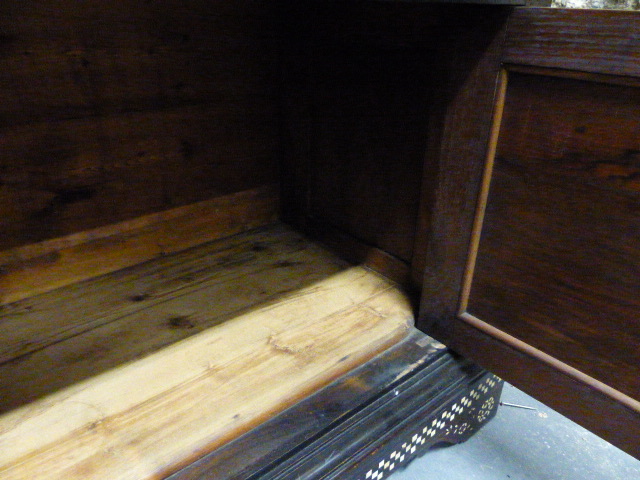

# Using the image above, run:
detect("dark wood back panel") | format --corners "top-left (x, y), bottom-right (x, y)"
top-left (0, 0), bottom-right (280, 251)
top-left (280, 2), bottom-right (444, 268)
top-left (306, 43), bottom-right (431, 264)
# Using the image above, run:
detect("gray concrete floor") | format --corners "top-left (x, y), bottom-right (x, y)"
top-left (389, 383), bottom-right (640, 480)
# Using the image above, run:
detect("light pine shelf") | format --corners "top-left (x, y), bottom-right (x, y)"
top-left (0, 223), bottom-right (413, 480)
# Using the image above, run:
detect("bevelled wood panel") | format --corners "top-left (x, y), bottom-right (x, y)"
top-left (467, 71), bottom-right (640, 400)
top-left (0, 0), bottom-right (280, 251)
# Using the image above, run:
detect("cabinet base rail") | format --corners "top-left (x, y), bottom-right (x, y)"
top-left (170, 331), bottom-right (503, 480)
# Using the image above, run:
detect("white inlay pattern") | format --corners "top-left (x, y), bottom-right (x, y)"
top-left (478, 396), bottom-right (496, 423)
top-left (361, 375), bottom-right (500, 480)
top-left (356, 374), bottom-right (502, 480)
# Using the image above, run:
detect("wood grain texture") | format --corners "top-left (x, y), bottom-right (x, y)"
top-left (417, 8), bottom-right (640, 457)
top-left (0, 185), bottom-right (278, 305)
top-left (504, 8), bottom-right (640, 77)
top-left (0, 225), bottom-right (413, 480)
top-left (0, 224), bottom-right (340, 411)
top-left (0, 1), bottom-right (279, 127)
top-left (0, 0), bottom-right (280, 251)
top-left (449, 320), bottom-right (640, 459)
top-left (0, 104), bottom-right (278, 251)
top-left (416, 6), bottom-right (511, 335)
top-left (167, 331), bottom-right (450, 480)
top-left (467, 72), bottom-right (640, 400)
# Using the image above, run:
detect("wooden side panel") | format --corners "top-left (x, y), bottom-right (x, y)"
top-left (467, 71), bottom-right (640, 401)
top-left (416, 6), bottom-right (511, 325)
top-left (0, 0), bottom-right (280, 251)
top-left (280, 2), bottom-right (440, 266)
top-left (419, 8), bottom-right (640, 458)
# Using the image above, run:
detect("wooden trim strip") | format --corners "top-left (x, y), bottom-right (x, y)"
top-left (459, 312), bottom-right (640, 415)
top-left (504, 63), bottom-right (640, 88)
top-left (0, 185), bottom-right (279, 304)
top-left (304, 218), bottom-right (413, 290)
top-left (504, 8), bottom-right (640, 78)
top-left (458, 68), bottom-right (508, 314)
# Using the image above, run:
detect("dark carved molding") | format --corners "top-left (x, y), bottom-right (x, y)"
top-left (168, 332), bottom-right (503, 480)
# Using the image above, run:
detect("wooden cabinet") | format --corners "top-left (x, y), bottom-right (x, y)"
top-left (419, 7), bottom-right (640, 459)
top-left (0, 3), bottom-right (638, 478)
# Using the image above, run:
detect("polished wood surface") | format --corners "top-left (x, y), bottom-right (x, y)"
top-left (0, 224), bottom-right (413, 479)
top-left (419, 8), bottom-right (640, 458)
top-left (0, 0), bottom-right (280, 251)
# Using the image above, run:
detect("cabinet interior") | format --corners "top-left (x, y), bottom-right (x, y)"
top-left (0, 2), bottom-right (505, 477)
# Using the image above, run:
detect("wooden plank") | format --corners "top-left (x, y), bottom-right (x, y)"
top-left (0, 0), bottom-right (281, 253)
top-left (0, 185), bottom-right (279, 304)
top-left (280, 2), bottom-right (439, 264)
top-left (0, 102), bottom-right (279, 252)
top-left (0, 225), bottom-right (353, 411)
top-left (0, 264), bottom-right (412, 479)
top-left (0, 225), bottom-right (309, 364)
top-left (0, 38), bottom-right (279, 128)
top-left (504, 8), bottom-right (640, 78)
top-left (0, 0), bottom-right (280, 127)
top-left (465, 71), bottom-right (640, 400)
top-left (416, 6), bottom-right (511, 338)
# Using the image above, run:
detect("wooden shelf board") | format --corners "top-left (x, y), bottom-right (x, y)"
top-left (0, 185), bottom-right (279, 305)
top-left (0, 223), bottom-right (413, 480)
